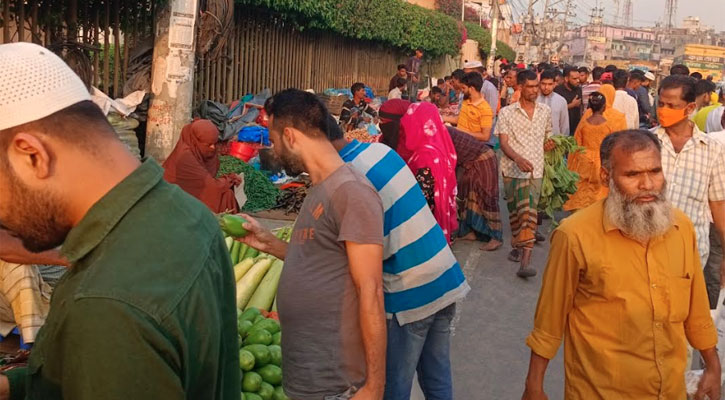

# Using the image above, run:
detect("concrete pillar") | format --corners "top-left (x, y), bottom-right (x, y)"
top-left (145, 0), bottom-right (199, 162)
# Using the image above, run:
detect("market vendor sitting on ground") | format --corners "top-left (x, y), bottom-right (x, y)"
top-left (163, 118), bottom-right (241, 213)
top-left (0, 231), bottom-right (67, 347)
top-left (0, 260), bottom-right (58, 347)
top-left (239, 89), bottom-right (386, 400)
top-left (388, 77), bottom-right (407, 100)
top-left (340, 82), bottom-right (378, 132)
top-left (429, 86), bottom-right (445, 107)
top-left (0, 42), bottom-right (240, 399)
top-left (522, 129), bottom-right (721, 400)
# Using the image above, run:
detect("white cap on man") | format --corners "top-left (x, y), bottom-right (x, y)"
top-left (644, 71), bottom-right (655, 81)
top-left (463, 60), bottom-right (484, 69)
top-left (0, 42), bottom-right (90, 131)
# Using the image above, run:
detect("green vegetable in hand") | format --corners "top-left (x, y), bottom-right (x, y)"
top-left (538, 136), bottom-right (583, 225)
top-left (219, 214), bottom-right (249, 238)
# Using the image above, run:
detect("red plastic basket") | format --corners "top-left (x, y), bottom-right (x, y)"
top-left (229, 141), bottom-right (260, 162)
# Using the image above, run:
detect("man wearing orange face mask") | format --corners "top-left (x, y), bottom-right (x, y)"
top-left (654, 75), bottom-right (725, 308)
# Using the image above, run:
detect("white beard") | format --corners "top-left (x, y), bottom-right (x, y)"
top-left (604, 181), bottom-right (674, 243)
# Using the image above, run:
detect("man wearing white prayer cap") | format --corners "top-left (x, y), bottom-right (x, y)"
top-left (0, 42), bottom-right (240, 399)
top-left (463, 60), bottom-right (500, 118)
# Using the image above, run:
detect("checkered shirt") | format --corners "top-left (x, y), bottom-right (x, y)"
top-left (654, 125), bottom-right (725, 267)
top-left (495, 102), bottom-right (553, 179)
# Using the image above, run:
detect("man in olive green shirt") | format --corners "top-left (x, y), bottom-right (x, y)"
top-left (0, 42), bottom-right (240, 399)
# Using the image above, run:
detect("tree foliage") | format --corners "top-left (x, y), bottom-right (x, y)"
top-left (436, 0), bottom-right (480, 22)
top-left (464, 22), bottom-right (516, 62)
top-left (235, 0), bottom-right (464, 57)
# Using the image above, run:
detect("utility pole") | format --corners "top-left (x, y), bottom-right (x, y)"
top-left (664, 0), bottom-right (677, 29)
top-left (613, 0), bottom-right (621, 25)
top-left (519, 0), bottom-right (537, 63)
top-left (584, 5), bottom-right (603, 66)
top-left (488, 0), bottom-right (500, 70)
top-left (561, 0), bottom-right (574, 40)
top-left (537, 0), bottom-right (552, 62)
top-left (622, 0), bottom-right (632, 27)
top-left (555, 0), bottom-right (575, 63)
top-left (146, 0), bottom-right (199, 162)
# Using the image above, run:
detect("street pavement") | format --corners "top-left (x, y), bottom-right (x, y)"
top-left (263, 196), bottom-right (567, 399)
top-left (411, 213), bottom-right (566, 399)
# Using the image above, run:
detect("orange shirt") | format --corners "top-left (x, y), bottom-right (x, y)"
top-left (527, 200), bottom-right (717, 399)
top-left (458, 99), bottom-right (493, 136)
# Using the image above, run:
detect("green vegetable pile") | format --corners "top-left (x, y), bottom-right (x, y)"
top-left (538, 136), bottom-right (583, 223)
top-left (218, 155), bottom-right (280, 212)
top-left (238, 308), bottom-right (289, 400)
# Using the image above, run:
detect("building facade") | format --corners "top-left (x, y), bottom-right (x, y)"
top-left (564, 24), bottom-right (657, 66)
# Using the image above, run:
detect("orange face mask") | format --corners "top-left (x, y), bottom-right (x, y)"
top-left (657, 106), bottom-right (688, 128)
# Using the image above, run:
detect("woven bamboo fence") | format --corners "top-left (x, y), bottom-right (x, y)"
top-left (194, 10), bottom-right (409, 106)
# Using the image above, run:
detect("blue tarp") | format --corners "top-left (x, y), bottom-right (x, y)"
top-left (238, 125), bottom-right (270, 146)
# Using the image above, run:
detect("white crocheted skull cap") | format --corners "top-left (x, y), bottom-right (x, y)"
top-left (0, 42), bottom-right (90, 131)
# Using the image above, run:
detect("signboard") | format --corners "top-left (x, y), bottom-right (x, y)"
top-left (684, 61), bottom-right (724, 70)
top-left (169, 0), bottom-right (197, 51)
top-left (684, 45), bottom-right (725, 59)
top-left (684, 54), bottom-right (725, 64)
top-left (601, 59), bottom-right (657, 71)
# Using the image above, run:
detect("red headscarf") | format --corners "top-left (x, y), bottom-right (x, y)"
top-left (398, 102), bottom-right (458, 241)
top-left (163, 119), bottom-right (238, 213)
top-left (379, 99), bottom-right (411, 150)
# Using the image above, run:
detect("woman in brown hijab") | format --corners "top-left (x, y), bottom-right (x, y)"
top-left (163, 119), bottom-right (240, 213)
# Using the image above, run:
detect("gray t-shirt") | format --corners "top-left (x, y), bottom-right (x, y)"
top-left (277, 164), bottom-right (384, 400)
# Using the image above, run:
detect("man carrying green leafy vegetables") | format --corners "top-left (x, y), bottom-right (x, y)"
top-left (495, 70), bottom-right (556, 278)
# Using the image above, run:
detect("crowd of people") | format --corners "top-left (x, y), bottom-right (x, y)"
top-left (2, 38), bottom-right (725, 400)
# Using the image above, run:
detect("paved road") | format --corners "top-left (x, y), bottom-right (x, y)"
top-left (411, 214), bottom-right (566, 399)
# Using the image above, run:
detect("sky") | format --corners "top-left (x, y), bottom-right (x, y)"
top-left (633, 0), bottom-right (725, 31)
top-left (521, 0), bottom-right (725, 31)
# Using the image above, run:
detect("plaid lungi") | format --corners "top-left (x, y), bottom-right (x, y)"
top-left (504, 177), bottom-right (542, 249)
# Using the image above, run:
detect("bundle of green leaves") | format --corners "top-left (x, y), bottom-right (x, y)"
top-left (538, 136), bottom-right (583, 224)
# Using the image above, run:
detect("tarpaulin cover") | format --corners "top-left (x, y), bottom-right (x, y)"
top-left (238, 125), bottom-right (270, 146)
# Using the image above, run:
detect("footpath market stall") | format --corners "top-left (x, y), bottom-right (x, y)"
top-left (218, 215), bottom-right (290, 400)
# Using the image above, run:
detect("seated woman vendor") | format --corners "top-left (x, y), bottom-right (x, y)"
top-left (163, 119), bottom-right (241, 213)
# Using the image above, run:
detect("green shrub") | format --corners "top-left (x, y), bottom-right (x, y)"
top-left (235, 0), bottom-right (464, 57)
